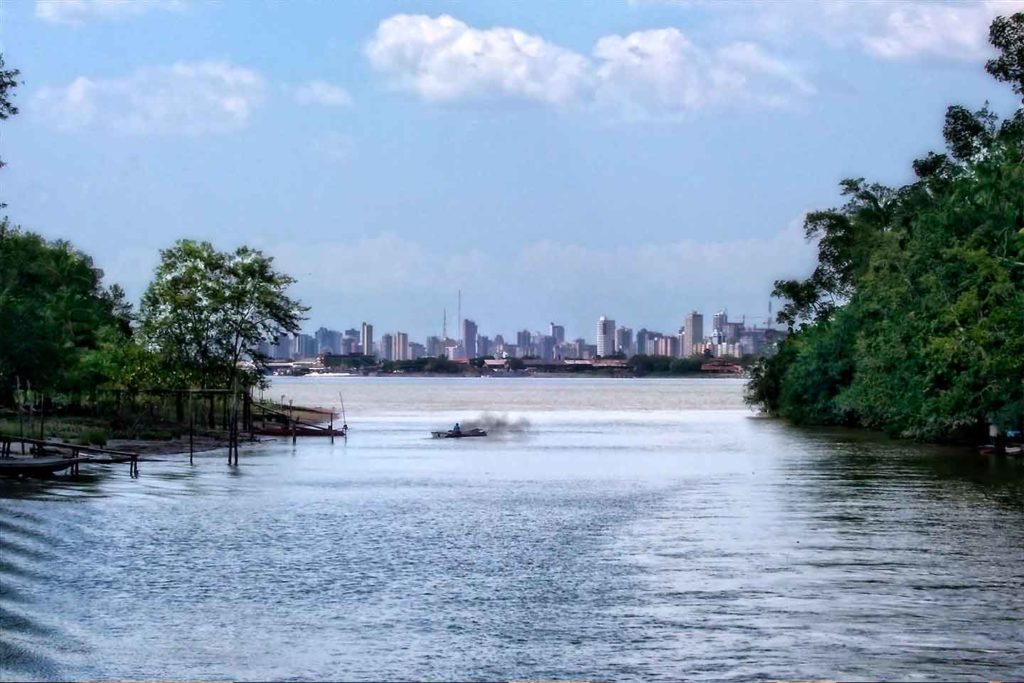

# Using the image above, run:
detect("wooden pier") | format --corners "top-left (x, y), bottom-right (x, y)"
top-left (0, 436), bottom-right (140, 478)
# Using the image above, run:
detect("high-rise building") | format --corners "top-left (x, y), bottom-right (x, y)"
top-left (275, 331), bottom-right (292, 360)
top-left (656, 335), bottom-right (680, 358)
top-left (409, 342), bottom-right (425, 360)
top-left (461, 319), bottom-right (478, 359)
top-left (315, 327), bottom-right (342, 355)
top-left (537, 335), bottom-right (556, 361)
top-left (379, 333), bottom-right (394, 361)
top-left (516, 330), bottom-right (532, 356)
top-left (393, 332), bottom-right (409, 361)
top-left (477, 336), bottom-right (491, 358)
top-left (712, 311), bottom-right (728, 334)
top-left (550, 323), bottom-right (565, 345)
top-left (361, 322), bottom-right (374, 357)
top-left (615, 326), bottom-right (634, 357)
top-left (596, 316), bottom-right (616, 357)
top-left (636, 328), bottom-right (651, 355)
top-left (683, 311), bottom-right (704, 357)
top-left (426, 336), bottom-right (442, 357)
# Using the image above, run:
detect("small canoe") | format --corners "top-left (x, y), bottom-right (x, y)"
top-left (431, 428), bottom-right (488, 439)
top-left (0, 457), bottom-right (86, 477)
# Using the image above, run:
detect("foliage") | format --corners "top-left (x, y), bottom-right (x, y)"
top-left (1, 52), bottom-right (21, 202)
top-left (747, 12), bottom-right (1024, 440)
top-left (0, 223), bottom-right (133, 403)
top-left (138, 240), bottom-right (306, 389)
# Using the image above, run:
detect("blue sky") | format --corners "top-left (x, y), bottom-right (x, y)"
top-left (2, 0), bottom-right (1022, 341)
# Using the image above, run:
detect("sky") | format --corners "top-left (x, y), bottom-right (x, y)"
top-left (2, 0), bottom-right (1023, 341)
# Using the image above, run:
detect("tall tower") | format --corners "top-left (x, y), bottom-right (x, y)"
top-left (683, 311), bottom-right (703, 357)
top-left (361, 322), bottom-right (374, 357)
top-left (596, 316), bottom-right (616, 357)
top-left (461, 319), bottom-right (478, 359)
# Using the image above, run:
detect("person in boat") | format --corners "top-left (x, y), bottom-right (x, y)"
top-left (452, 422), bottom-right (461, 435)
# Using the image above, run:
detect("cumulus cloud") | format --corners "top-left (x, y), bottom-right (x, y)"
top-left (32, 61), bottom-right (265, 134)
top-left (858, 0), bottom-right (1024, 61)
top-left (365, 14), bottom-right (811, 119)
top-left (36, 0), bottom-right (184, 25)
top-left (365, 14), bottom-right (591, 106)
top-left (653, 0), bottom-right (1024, 63)
top-left (293, 80), bottom-right (353, 107)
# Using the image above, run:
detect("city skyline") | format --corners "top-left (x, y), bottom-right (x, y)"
top-left (270, 306), bottom-right (777, 363)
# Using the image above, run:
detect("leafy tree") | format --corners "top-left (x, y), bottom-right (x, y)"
top-left (748, 12), bottom-right (1024, 441)
top-left (138, 240), bottom-right (306, 389)
top-left (0, 223), bottom-right (132, 403)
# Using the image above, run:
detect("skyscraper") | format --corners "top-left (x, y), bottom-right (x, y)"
top-left (683, 311), bottom-right (704, 357)
top-left (379, 333), bottom-right (394, 361)
top-left (361, 322), bottom-right (374, 357)
top-left (712, 310), bottom-right (728, 334)
top-left (550, 323), bottom-right (565, 345)
top-left (461, 319), bottom-right (478, 359)
top-left (596, 316), bottom-right (616, 357)
top-left (393, 332), bottom-right (409, 361)
top-left (615, 326), bottom-right (634, 357)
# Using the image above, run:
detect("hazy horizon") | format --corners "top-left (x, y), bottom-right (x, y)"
top-left (4, 0), bottom-right (1022, 339)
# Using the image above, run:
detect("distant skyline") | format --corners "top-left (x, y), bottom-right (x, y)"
top-left (4, 0), bottom-right (1022, 338)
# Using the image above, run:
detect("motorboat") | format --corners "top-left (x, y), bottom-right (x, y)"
top-left (431, 428), bottom-right (487, 439)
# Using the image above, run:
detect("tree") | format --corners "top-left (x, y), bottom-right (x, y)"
top-left (139, 239), bottom-right (307, 388)
top-left (1, 53), bottom-right (21, 206)
top-left (749, 12), bottom-right (1024, 441)
top-left (0, 223), bottom-right (132, 404)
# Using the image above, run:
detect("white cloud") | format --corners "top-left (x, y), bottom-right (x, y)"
top-left (293, 80), bottom-right (353, 107)
top-left (35, 0), bottom-right (184, 25)
top-left (650, 0), bottom-right (1024, 63)
top-left (593, 30), bottom-right (813, 120)
top-left (32, 61), bottom-right (265, 134)
top-left (365, 14), bottom-right (591, 106)
top-left (365, 14), bottom-right (811, 120)
top-left (858, 0), bottom-right (1024, 61)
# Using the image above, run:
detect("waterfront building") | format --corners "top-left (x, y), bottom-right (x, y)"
top-left (683, 311), bottom-right (703, 357)
top-left (393, 332), bottom-right (409, 361)
top-left (615, 326), bottom-right (634, 357)
top-left (315, 327), bottom-right (342, 355)
top-left (550, 323), bottom-right (565, 345)
top-left (516, 330), bottom-right (532, 355)
top-left (656, 335), bottom-right (679, 358)
top-left (596, 316), bottom-right (616, 357)
top-left (275, 331), bottom-right (292, 360)
top-left (409, 342), bottom-right (425, 360)
top-left (712, 311), bottom-right (728, 334)
top-left (426, 336), bottom-right (442, 357)
top-left (537, 334), bottom-right (556, 362)
top-left (380, 333), bottom-right (394, 361)
top-left (478, 335), bottom-right (491, 358)
top-left (361, 322), bottom-right (374, 357)
top-left (461, 319), bottom-right (478, 359)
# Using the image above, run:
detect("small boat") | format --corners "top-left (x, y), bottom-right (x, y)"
top-left (431, 428), bottom-right (487, 439)
top-left (0, 457), bottom-right (85, 477)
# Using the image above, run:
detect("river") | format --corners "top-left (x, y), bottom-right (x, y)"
top-left (1, 377), bottom-right (1022, 681)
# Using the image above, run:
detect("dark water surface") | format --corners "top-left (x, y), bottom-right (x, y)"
top-left (2, 378), bottom-right (1022, 681)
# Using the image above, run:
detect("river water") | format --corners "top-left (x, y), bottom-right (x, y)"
top-left (1, 377), bottom-right (1022, 681)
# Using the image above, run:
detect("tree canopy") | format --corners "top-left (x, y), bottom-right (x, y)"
top-left (747, 12), bottom-right (1024, 441)
top-left (138, 240), bottom-right (307, 388)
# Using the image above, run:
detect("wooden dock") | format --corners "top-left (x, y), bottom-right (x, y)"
top-left (0, 436), bottom-right (141, 478)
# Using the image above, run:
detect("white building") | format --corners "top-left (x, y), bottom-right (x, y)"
top-left (596, 316), bottom-right (616, 357)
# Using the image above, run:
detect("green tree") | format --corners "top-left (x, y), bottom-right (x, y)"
top-left (0, 223), bottom-right (132, 403)
top-left (139, 240), bottom-right (307, 388)
top-left (748, 12), bottom-right (1024, 441)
